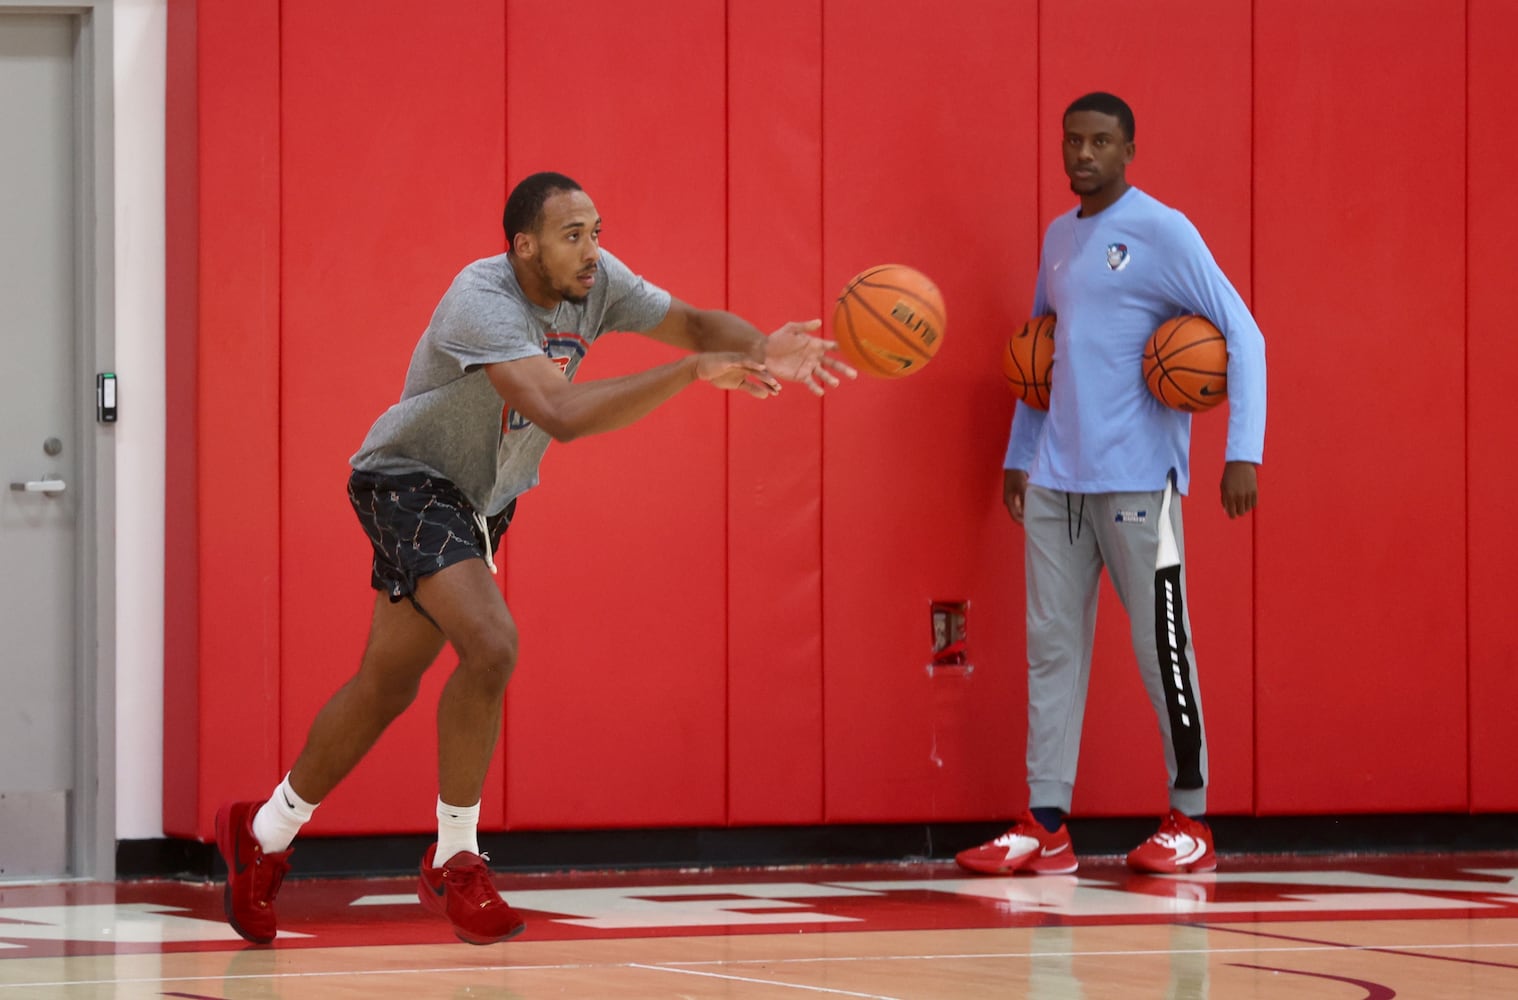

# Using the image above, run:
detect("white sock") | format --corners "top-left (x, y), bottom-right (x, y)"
top-left (435, 798), bottom-right (481, 864)
top-left (251, 774), bottom-right (318, 854)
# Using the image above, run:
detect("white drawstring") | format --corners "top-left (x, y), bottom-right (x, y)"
top-left (475, 511), bottom-right (497, 575)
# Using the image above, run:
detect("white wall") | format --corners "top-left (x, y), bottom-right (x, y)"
top-left (112, 0), bottom-right (166, 840)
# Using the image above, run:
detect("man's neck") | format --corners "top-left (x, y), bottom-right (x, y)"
top-left (1077, 181), bottom-right (1131, 219)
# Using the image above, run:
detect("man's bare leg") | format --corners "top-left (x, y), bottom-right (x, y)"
top-left (407, 558), bottom-right (518, 808)
top-left (286, 590), bottom-right (448, 803)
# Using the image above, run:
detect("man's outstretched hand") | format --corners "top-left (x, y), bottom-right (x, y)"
top-left (696, 353), bottom-right (782, 399)
top-left (764, 319), bottom-right (858, 395)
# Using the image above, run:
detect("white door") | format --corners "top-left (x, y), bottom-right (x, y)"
top-left (0, 11), bottom-right (82, 879)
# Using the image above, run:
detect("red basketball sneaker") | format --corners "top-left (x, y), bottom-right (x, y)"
top-left (417, 846), bottom-right (527, 945)
top-left (214, 801), bottom-right (293, 944)
top-left (955, 812), bottom-right (1079, 875)
top-left (1127, 809), bottom-right (1217, 874)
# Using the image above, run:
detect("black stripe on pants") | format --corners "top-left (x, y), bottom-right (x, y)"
top-left (1155, 563), bottom-right (1204, 790)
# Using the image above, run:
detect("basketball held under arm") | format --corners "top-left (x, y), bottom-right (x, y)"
top-left (484, 351), bottom-right (777, 442)
top-left (1157, 218), bottom-right (1266, 464)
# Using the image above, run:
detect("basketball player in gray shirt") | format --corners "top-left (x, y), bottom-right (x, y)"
top-left (214, 171), bottom-right (855, 946)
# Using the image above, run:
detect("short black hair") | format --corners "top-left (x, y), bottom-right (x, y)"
top-left (1064, 92), bottom-right (1135, 142)
top-left (503, 171), bottom-right (583, 249)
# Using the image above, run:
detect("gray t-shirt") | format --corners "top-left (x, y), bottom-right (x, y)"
top-left (350, 248), bottom-right (671, 514)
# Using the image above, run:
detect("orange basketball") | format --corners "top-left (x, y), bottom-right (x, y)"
top-left (1143, 315), bottom-right (1228, 412)
top-left (832, 264), bottom-right (946, 378)
top-left (1003, 314), bottom-right (1056, 409)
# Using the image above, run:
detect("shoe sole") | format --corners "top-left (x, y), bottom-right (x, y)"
top-left (955, 853), bottom-right (1078, 876)
top-left (418, 882), bottom-right (528, 945)
top-left (1127, 856), bottom-right (1217, 875)
top-left (453, 920), bottom-right (527, 946)
top-left (1023, 856), bottom-right (1080, 875)
top-left (955, 851), bottom-right (1032, 875)
top-left (215, 805), bottom-right (275, 945)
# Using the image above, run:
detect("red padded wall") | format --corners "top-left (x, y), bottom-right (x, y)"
top-left (167, 1), bottom-right (1508, 839)
top-left (1468, 0), bottom-right (1518, 812)
top-left (163, 0), bottom-right (282, 838)
top-left (1253, 0), bottom-right (1466, 813)
top-left (820, 0), bottom-right (1038, 823)
top-left (727, 1), bottom-right (826, 825)
top-left (278, 0), bottom-right (507, 834)
top-left (500, 0), bottom-right (731, 829)
top-left (1038, 0), bottom-right (1255, 818)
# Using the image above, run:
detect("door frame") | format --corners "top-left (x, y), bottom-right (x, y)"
top-left (1, 0), bottom-right (116, 880)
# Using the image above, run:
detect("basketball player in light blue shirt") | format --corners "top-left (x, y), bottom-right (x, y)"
top-left (958, 92), bottom-right (1266, 878)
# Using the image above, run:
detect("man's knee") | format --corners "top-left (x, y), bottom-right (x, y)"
top-left (454, 623), bottom-right (519, 692)
top-left (354, 663), bottom-right (427, 720)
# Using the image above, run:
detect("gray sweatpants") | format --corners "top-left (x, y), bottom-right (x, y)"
top-left (1023, 482), bottom-right (1208, 817)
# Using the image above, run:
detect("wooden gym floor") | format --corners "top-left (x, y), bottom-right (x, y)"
top-left (2, 852), bottom-right (1516, 998)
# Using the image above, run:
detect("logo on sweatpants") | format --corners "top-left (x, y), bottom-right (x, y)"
top-left (1115, 509), bottom-right (1147, 524)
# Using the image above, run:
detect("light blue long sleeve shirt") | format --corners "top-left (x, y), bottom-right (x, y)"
top-left (1004, 188), bottom-right (1266, 495)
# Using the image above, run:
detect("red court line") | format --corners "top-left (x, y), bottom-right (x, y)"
top-left (1227, 964), bottom-right (1394, 999)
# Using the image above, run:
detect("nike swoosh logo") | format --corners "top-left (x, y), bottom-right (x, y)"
top-left (222, 813), bottom-right (249, 874)
top-left (429, 879), bottom-right (447, 898)
top-left (282, 791), bottom-right (296, 809)
top-left (230, 832), bottom-right (249, 874)
top-left (1040, 844), bottom-right (1069, 857)
top-left (1173, 842), bottom-right (1206, 864)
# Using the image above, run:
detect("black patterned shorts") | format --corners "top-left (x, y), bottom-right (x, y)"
top-left (347, 469), bottom-right (516, 601)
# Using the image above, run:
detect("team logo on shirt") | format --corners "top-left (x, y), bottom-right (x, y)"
top-left (503, 336), bottom-right (587, 433)
top-left (545, 332), bottom-right (589, 367)
top-left (1105, 243), bottom-right (1130, 271)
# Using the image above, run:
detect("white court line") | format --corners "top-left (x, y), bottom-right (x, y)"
top-left (629, 962), bottom-right (901, 999)
top-left (3, 940), bottom-right (1517, 989)
top-left (659, 940), bottom-right (1518, 967)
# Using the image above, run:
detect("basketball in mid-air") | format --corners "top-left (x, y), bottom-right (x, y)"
top-left (832, 264), bottom-right (946, 378)
top-left (1003, 314), bottom-right (1056, 409)
top-left (1142, 315), bottom-right (1228, 412)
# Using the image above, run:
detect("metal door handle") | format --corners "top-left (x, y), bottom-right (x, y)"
top-left (9, 478), bottom-right (67, 494)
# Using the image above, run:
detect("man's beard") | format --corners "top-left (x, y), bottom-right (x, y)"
top-left (558, 280), bottom-right (591, 303)
top-left (538, 260), bottom-right (591, 303)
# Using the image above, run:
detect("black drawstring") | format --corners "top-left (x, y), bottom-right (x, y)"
top-left (1065, 492), bottom-right (1086, 544)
